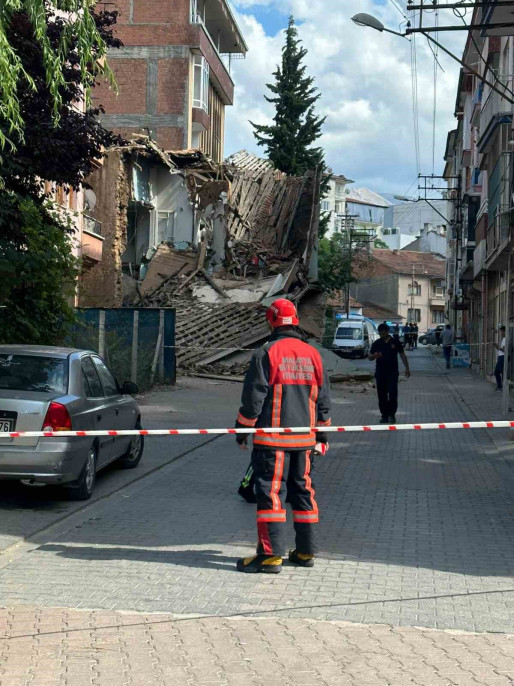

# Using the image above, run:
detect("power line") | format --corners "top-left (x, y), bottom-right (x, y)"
top-left (432, 8), bottom-right (439, 175)
top-left (410, 33), bottom-right (421, 175)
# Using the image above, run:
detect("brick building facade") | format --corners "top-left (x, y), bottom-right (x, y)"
top-left (95, 0), bottom-right (247, 160)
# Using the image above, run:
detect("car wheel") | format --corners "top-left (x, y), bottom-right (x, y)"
top-left (419, 337), bottom-right (427, 345)
top-left (66, 444), bottom-right (97, 501)
top-left (116, 421), bottom-right (144, 469)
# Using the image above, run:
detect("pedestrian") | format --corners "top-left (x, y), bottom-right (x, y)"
top-left (369, 323), bottom-right (411, 424)
top-left (435, 327), bottom-right (442, 347)
top-left (412, 322), bottom-right (419, 348)
top-left (441, 324), bottom-right (454, 369)
top-left (392, 322), bottom-right (400, 339)
top-left (234, 298), bottom-right (331, 574)
top-left (403, 322), bottom-right (411, 351)
top-left (494, 326), bottom-right (506, 390)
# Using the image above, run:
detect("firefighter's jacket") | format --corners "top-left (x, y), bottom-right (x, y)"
top-left (236, 329), bottom-right (332, 450)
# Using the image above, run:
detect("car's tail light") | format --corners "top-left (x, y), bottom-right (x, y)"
top-left (42, 402), bottom-right (72, 432)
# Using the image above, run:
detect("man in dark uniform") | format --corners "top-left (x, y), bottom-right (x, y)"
top-left (369, 323), bottom-right (411, 424)
top-left (234, 298), bottom-right (331, 574)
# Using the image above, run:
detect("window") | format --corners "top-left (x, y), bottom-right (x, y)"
top-left (432, 310), bottom-right (445, 324)
top-left (81, 357), bottom-right (104, 398)
top-left (408, 281), bottom-right (421, 296)
top-left (383, 229), bottom-right (391, 235)
top-left (336, 327), bottom-right (363, 340)
top-left (391, 228), bottom-right (399, 235)
top-left (335, 201), bottom-right (344, 214)
top-left (193, 55), bottom-right (209, 113)
top-left (91, 357), bottom-right (119, 397)
top-left (157, 211), bottom-right (176, 243)
top-left (0, 355), bottom-right (67, 393)
top-left (407, 308), bottom-right (421, 322)
top-left (321, 200), bottom-right (330, 212)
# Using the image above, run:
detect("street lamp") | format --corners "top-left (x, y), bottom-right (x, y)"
top-left (394, 195), bottom-right (417, 202)
top-left (351, 13), bottom-right (405, 37)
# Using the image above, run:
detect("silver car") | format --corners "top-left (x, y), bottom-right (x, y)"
top-left (0, 346), bottom-right (144, 500)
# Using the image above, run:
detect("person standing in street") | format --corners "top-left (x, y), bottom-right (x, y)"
top-left (403, 322), bottom-right (411, 351)
top-left (494, 326), bottom-right (506, 390)
top-left (441, 324), bottom-right (454, 369)
top-left (369, 323), bottom-right (411, 424)
top-left (412, 323), bottom-right (419, 348)
top-left (234, 299), bottom-right (331, 574)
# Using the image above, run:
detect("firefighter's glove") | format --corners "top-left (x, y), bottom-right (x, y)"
top-left (315, 431), bottom-right (328, 445)
top-left (235, 421), bottom-right (249, 447)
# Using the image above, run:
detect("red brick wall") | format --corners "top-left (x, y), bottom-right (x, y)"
top-left (157, 58), bottom-right (189, 115)
top-left (95, 60), bottom-right (147, 114)
top-left (157, 127), bottom-right (186, 150)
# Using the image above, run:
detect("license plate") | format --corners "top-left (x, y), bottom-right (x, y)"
top-left (0, 420), bottom-right (13, 432)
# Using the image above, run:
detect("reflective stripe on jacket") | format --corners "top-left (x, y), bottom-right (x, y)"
top-left (236, 330), bottom-right (332, 449)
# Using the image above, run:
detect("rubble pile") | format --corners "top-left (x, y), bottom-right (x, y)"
top-left (118, 141), bottom-right (325, 377)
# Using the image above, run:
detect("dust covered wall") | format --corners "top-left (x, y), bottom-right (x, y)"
top-left (153, 167), bottom-right (195, 244)
top-left (79, 150), bottom-right (131, 307)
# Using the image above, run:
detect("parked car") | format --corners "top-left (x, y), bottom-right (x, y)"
top-left (418, 325), bottom-right (445, 346)
top-left (0, 346), bottom-right (143, 500)
top-left (332, 318), bottom-right (378, 358)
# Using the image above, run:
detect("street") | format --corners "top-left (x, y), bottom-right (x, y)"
top-left (1, 348), bottom-right (514, 684)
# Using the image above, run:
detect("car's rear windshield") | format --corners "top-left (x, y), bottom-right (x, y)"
top-left (0, 355), bottom-right (68, 393)
top-left (336, 327), bottom-right (363, 340)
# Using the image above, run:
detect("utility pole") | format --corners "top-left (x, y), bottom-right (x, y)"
top-left (339, 211), bottom-right (357, 319)
top-left (410, 264), bottom-right (416, 325)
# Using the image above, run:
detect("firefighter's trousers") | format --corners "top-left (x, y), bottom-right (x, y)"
top-left (252, 448), bottom-right (319, 557)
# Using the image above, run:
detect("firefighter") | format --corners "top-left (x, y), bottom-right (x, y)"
top-left (234, 299), bottom-right (332, 574)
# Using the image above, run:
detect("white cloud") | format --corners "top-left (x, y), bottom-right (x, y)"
top-left (226, 0), bottom-right (465, 194)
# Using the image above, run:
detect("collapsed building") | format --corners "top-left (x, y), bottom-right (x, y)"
top-left (80, 138), bottom-right (326, 375)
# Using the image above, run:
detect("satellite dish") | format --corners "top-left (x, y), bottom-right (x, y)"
top-left (84, 189), bottom-right (97, 211)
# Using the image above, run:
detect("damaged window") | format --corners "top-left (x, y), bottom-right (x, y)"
top-left (193, 55), bottom-right (209, 113)
top-left (157, 212), bottom-right (176, 243)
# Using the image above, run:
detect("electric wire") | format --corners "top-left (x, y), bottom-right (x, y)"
top-left (410, 32), bottom-right (421, 176)
top-left (432, 8), bottom-right (439, 175)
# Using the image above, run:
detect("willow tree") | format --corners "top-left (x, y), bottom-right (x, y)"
top-left (0, 7), bottom-right (120, 344)
top-left (0, 0), bottom-right (115, 149)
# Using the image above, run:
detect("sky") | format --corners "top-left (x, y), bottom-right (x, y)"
top-left (224, 0), bottom-right (467, 197)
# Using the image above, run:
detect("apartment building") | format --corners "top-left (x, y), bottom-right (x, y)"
top-left (346, 188), bottom-right (391, 238)
top-left (380, 199), bottom-right (450, 251)
top-left (352, 249), bottom-right (446, 334)
top-left (321, 174), bottom-right (354, 236)
top-left (95, 0), bottom-right (247, 161)
top-left (443, 5), bottom-right (514, 372)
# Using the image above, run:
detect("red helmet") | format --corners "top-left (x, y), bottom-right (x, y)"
top-left (266, 298), bottom-right (299, 328)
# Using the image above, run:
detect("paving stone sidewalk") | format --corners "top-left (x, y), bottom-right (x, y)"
top-left (1, 606), bottom-right (514, 686)
top-left (1, 349), bottom-right (514, 684)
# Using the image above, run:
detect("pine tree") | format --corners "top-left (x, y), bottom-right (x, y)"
top-left (251, 16), bottom-right (326, 176)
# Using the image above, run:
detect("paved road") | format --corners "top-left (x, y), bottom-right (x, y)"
top-left (1, 348), bottom-right (514, 684)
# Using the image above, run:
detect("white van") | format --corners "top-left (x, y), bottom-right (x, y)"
top-left (332, 318), bottom-right (377, 358)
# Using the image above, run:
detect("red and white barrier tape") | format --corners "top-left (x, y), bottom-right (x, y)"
top-left (0, 421), bottom-right (513, 439)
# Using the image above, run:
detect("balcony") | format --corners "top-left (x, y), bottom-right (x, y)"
top-left (84, 214), bottom-right (102, 237)
top-left (473, 239), bottom-right (487, 278)
top-left (478, 75), bottom-right (513, 152)
top-left (485, 205), bottom-right (514, 271)
top-left (82, 215), bottom-right (103, 264)
top-left (430, 292), bottom-right (445, 307)
top-left (190, 0), bottom-right (246, 103)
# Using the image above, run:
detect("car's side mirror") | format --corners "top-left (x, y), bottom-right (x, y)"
top-left (121, 381), bottom-right (139, 395)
